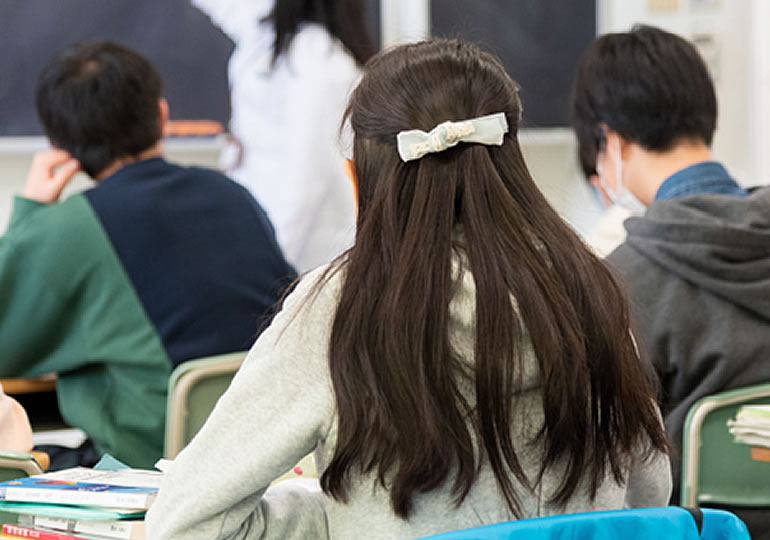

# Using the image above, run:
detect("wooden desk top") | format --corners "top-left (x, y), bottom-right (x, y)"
top-left (0, 374), bottom-right (56, 395)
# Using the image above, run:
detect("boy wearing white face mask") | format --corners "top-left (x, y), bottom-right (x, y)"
top-left (571, 24), bottom-right (770, 538)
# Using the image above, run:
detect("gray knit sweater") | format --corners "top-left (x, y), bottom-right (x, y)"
top-left (146, 264), bottom-right (672, 539)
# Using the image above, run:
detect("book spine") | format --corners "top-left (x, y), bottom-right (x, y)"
top-left (74, 521), bottom-right (142, 540)
top-left (0, 487), bottom-right (152, 510)
top-left (31, 517), bottom-right (142, 540)
top-left (1, 524), bottom-right (88, 540)
top-left (16, 519), bottom-right (73, 536)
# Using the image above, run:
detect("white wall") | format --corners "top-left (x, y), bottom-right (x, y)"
top-left (750, 0), bottom-right (770, 187)
top-left (381, 0), bottom-right (430, 46)
top-left (518, 130), bottom-right (602, 235)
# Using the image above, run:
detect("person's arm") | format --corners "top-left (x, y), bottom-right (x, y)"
top-left (268, 33), bottom-right (359, 269)
top-left (0, 150), bottom-right (85, 377)
top-left (624, 446), bottom-right (673, 508)
top-left (191, 0), bottom-right (274, 42)
top-left (0, 385), bottom-right (33, 453)
top-left (22, 149), bottom-right (80, 204)
top-left (146, 268), bottom-right (339, 540)
top-left (624, 404), bottom-right (673, 508)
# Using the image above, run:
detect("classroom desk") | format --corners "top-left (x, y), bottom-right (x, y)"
top-left (0, 375), bottom-right (56, 395)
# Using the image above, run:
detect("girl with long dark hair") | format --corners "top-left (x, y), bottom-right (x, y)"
top-left (192, 0), bottom-right (376, 273)
top-left (148, 38), bottom-right (671, 540)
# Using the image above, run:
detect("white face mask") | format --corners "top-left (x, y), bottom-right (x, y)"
top-left (596, 139), bottom-right (647, 216)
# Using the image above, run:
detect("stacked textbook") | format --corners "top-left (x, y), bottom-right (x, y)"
top-left (0, 467), bottom-right (161, 539)
top-left (728, 404), bottom-right (770, 448)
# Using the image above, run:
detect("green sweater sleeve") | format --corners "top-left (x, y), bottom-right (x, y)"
top-left (0, 194), bottom-right (167, 377)
top-left (7, 196), bottom-right (47, 228)
top-left (146, 266), bottom-right (337, 539)
top-left (0, 194), bottom-right (174, 467)
top-left (0, 196), bottom-right (78, 374)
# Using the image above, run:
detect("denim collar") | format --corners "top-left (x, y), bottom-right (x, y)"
top-left (654, 161), bottom-right (747, 201)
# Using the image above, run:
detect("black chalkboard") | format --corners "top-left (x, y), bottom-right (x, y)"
top-left (431, 0), bottom-right (595, 128)
top-left (0, 0), bottom-right (234, 136)
top-left (1, 1), bottom-right (591, 135)
top-left (365, 0), bottom-right (382, 50)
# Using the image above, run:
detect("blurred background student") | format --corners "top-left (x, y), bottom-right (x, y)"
top-left (193, 0), bottom-right (376, 273)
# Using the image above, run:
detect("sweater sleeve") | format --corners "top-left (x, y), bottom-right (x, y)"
top-left (625, 452), bottom-right (672, 508)
top-left (266, 31), bottom-right (359, 269)
top-left (146, 267), bottom-right (339, 540)
top-left (191, 0), bottom-right (273, 42)
top-left (0, 197), bottom-right (88, 376)
top-left (624, 448), bottom-right (672, 508)
top-left (7, 196), bottom-right (47, 228)
top-left (623, 406), bottom-right (673, 508)
top-left (0, 385), bottom-right (34, 453)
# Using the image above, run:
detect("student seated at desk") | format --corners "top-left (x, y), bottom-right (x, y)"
top-left (147, 39), bottom-right (672, 540)
top-left (0, 41), bottom-right (296, 469)
top-left (571, 23), bottom-right (770, 493)
top-left (570, 26), bottom-right (770, 538)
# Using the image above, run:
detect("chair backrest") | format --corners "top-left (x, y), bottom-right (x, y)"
top-left (418, 507), bottom-right (749, 540)
top-left (164, 351), bottom-right (247, 459)
top-left (0, 450), bottom-right (44, 483)
top-left (681, 383), bottom-right (770, 508)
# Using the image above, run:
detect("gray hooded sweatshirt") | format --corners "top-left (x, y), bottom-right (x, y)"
top-left (608, 187), bottom-right (770, 494)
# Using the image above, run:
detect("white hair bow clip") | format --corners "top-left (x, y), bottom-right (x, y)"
top-left (396, 112), bottom-right (509, 162)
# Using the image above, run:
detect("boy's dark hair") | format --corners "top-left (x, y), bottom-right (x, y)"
top-left (570, 24), bottom-right (717, 177)
top-left (267, 0), bottom-right (376, 66)
top-left (36, 41), bottom-right (164, 178)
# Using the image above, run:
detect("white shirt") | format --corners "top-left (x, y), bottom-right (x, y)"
top-left (193, 0), bottom-right (361, 273)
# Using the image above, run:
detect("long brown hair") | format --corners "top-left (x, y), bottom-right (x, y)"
top-left (319, 38), bottom-right (668, 519)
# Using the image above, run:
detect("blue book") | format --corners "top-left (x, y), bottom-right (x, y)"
top-left (0, 468), bottom-right (161, 510)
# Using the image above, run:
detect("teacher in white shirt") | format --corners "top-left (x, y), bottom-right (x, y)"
top-left (193, 0), bottom-right (376, 273)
